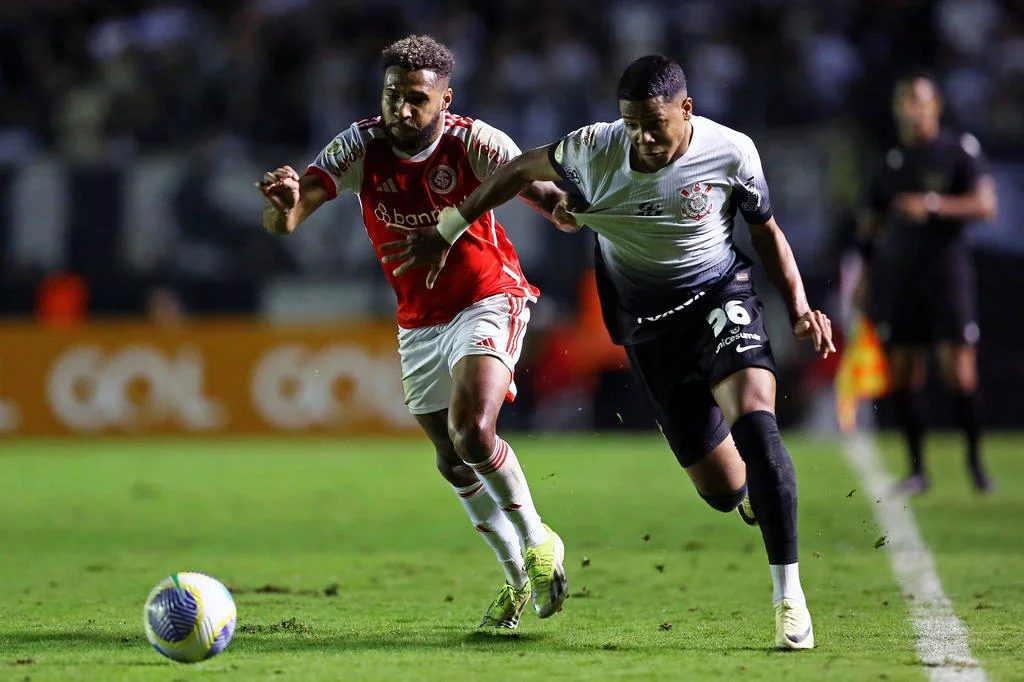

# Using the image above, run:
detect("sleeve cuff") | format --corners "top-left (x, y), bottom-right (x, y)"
top-left (547, 141), bottom-right (571, 182)
top-left (304, 166), bottom-right (338, 200)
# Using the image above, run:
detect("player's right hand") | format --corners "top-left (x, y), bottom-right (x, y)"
top-left (256, 166), bottom-right (300, 213)
top-left (380, 223), bottom-right (451, 290)
top-left (793, 309), bottom-right (836, 359)
top-left (552, 195), bottom-right (582, 233)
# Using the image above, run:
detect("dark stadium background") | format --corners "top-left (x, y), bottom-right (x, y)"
top-left (1, 0), bottom-right (1022, 431)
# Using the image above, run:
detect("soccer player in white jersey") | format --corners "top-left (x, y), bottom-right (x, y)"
top-left (256, 35), bottom-right (569, 629)
top-left (389, 55), bottom-right (835, 649)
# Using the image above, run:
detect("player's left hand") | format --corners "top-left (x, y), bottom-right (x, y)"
top-left (793, 309), bottom-right (836, 359)
top-left (893, 193), bottom-right (929, 223)
top-left (552, 195), bottom-right (582, 233)
top-left (380, 223), bottom-right (450, 289)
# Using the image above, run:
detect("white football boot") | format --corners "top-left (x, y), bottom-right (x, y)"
top-left (775, 598), bottom-right (814, 650)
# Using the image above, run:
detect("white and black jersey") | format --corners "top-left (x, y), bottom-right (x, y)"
top-left (549, 116), bottom-right (774, 343)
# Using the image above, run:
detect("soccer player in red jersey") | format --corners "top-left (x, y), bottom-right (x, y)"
top-left (257, 35), bottom-right (568, 628)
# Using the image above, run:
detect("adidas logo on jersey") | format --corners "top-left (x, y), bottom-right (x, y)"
top-left (376, 178), bottom-right (398, 193)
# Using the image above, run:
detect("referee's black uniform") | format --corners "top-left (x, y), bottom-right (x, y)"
top-left (867, 129), bottom-right (988, 347)
top-left (863, 125), bottom-right (993, 493)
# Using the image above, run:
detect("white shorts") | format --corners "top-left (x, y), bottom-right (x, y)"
top-left (398, 293), bottom-right (532, 415)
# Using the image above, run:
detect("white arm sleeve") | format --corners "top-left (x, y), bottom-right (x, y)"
top-left (465, 119), bottom-right (523, 181)
top-left (731, 133), bottom-right (774, 224)
top-left (307, 123), bottom-right (367, 198)
top-left (549, 122), bottom-right (614, 203)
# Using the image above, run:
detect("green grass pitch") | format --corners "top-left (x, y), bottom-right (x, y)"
top-left (1, 433), bottom-right (1021, 680)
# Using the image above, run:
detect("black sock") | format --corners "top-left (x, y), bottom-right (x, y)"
top-left (730, 411), bottom-right (797, 565)
top-left (952, 392), bottom-right (983, 472)
top-left (893, 390), bottom-right (926, 476)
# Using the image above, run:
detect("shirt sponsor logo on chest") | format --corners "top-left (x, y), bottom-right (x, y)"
top-left (373, 202), bottom-right (441, 227)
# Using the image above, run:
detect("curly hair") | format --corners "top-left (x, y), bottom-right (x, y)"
top-left (381, 35), bottom-right (455, 79)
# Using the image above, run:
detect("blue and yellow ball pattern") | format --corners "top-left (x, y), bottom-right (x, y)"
top-left (143, 572), bottom-right (236, 663)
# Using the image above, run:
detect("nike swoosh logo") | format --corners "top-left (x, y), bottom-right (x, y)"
top-left (735, 344), bottom-right (763, 353)
top-left (787, 626), bottom-right (812, 644)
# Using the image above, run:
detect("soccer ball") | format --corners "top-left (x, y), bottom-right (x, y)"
top-left (143, 572), bottom-right (237, 663)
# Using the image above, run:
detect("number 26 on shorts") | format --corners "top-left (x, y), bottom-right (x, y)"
top-left (706, 300), bottom-right (751, 337)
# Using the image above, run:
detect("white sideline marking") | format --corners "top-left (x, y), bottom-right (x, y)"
top-left (842, 435), bottom-right (986, 681)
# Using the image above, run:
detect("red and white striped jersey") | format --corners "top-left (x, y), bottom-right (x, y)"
top-left (306, 113), bottom-right (539, 329)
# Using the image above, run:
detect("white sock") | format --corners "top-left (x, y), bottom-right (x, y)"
top-left (770, 562), bottom-right (806, 605)
top-left (466, 438), bottom-right (548, 548)
top-left (453, 481), bottom-right (528, 589)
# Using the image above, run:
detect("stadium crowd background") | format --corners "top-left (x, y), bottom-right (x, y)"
top-left (1, 0), bottom-right (1022, 430)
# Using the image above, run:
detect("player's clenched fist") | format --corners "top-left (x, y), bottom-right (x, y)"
top-left (256, 166), bottom-right (300, 213)
top-left (793, 309), bottom-right (836, 359)
top-left (256, 166), bottom-right (301, 235)
top-left (552, 195), bottom-right (582, 233)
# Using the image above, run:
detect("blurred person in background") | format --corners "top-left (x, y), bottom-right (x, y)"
top-left (257, 35), bottom-right (570, 630)
top-left (392, 55), bottom-right (835, 651)
top-left (34, 273), bottom-right (88, 327)
top-left (146, 286), bottom-right (186, 327)
top-left (857, 74), bottom-right (998, 495)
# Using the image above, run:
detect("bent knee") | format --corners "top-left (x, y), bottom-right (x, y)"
top-left (737, 386), bottom-right (775, 417)
top-left (448, 417), bottom-right (496, 461)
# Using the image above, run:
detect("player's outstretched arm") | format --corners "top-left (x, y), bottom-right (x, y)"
top-left (748, 217), bottom-right (836, 358)
top-left (518, 180), bottom-right (574, 230)
top-left (256, 166), bottom-right (329, 235)
top-left (456, 146), bottom-right (565, 230)
top-left (381, 145), bottom-right (578, 289)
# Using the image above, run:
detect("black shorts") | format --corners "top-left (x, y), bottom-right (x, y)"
top-left (624, 269), bottom-right (777, 467)
top-left (872, 247), bottom-right (978, 346)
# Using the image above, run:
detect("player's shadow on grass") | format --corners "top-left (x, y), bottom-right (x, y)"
top-left (6, 631), bottom-right (140, 647)
top-left (233, 626), bottom-right (784, 656)
top-left (462, 630), bottom-right (546, 645)
top-left (4, 630), bottom-right (171, 665)
top-left (7, 629), bottom-right (782, 657)
top-left (231, 626), bottom-right (548, 654)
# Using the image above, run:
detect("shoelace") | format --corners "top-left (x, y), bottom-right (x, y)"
top-left (490, 584), bottom-right (525, 615)
top-left (780, 603), bottom-right (807, 630)
top-left (524, 550), bottom-right (552, 584)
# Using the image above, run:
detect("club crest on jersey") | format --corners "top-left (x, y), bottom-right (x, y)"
top-left (680, 183), bottom-right (713, 220)
top-left (428, 165), bottom-right (457, 195)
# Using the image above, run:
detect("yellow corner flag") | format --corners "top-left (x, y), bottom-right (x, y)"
top-left (835, 315), bottom-right (890, 432)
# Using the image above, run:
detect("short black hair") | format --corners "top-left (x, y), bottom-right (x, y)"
top-left (617, 55), bottom-right (687, 101)
top-left (381, 35), bottom-right (455, 79)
